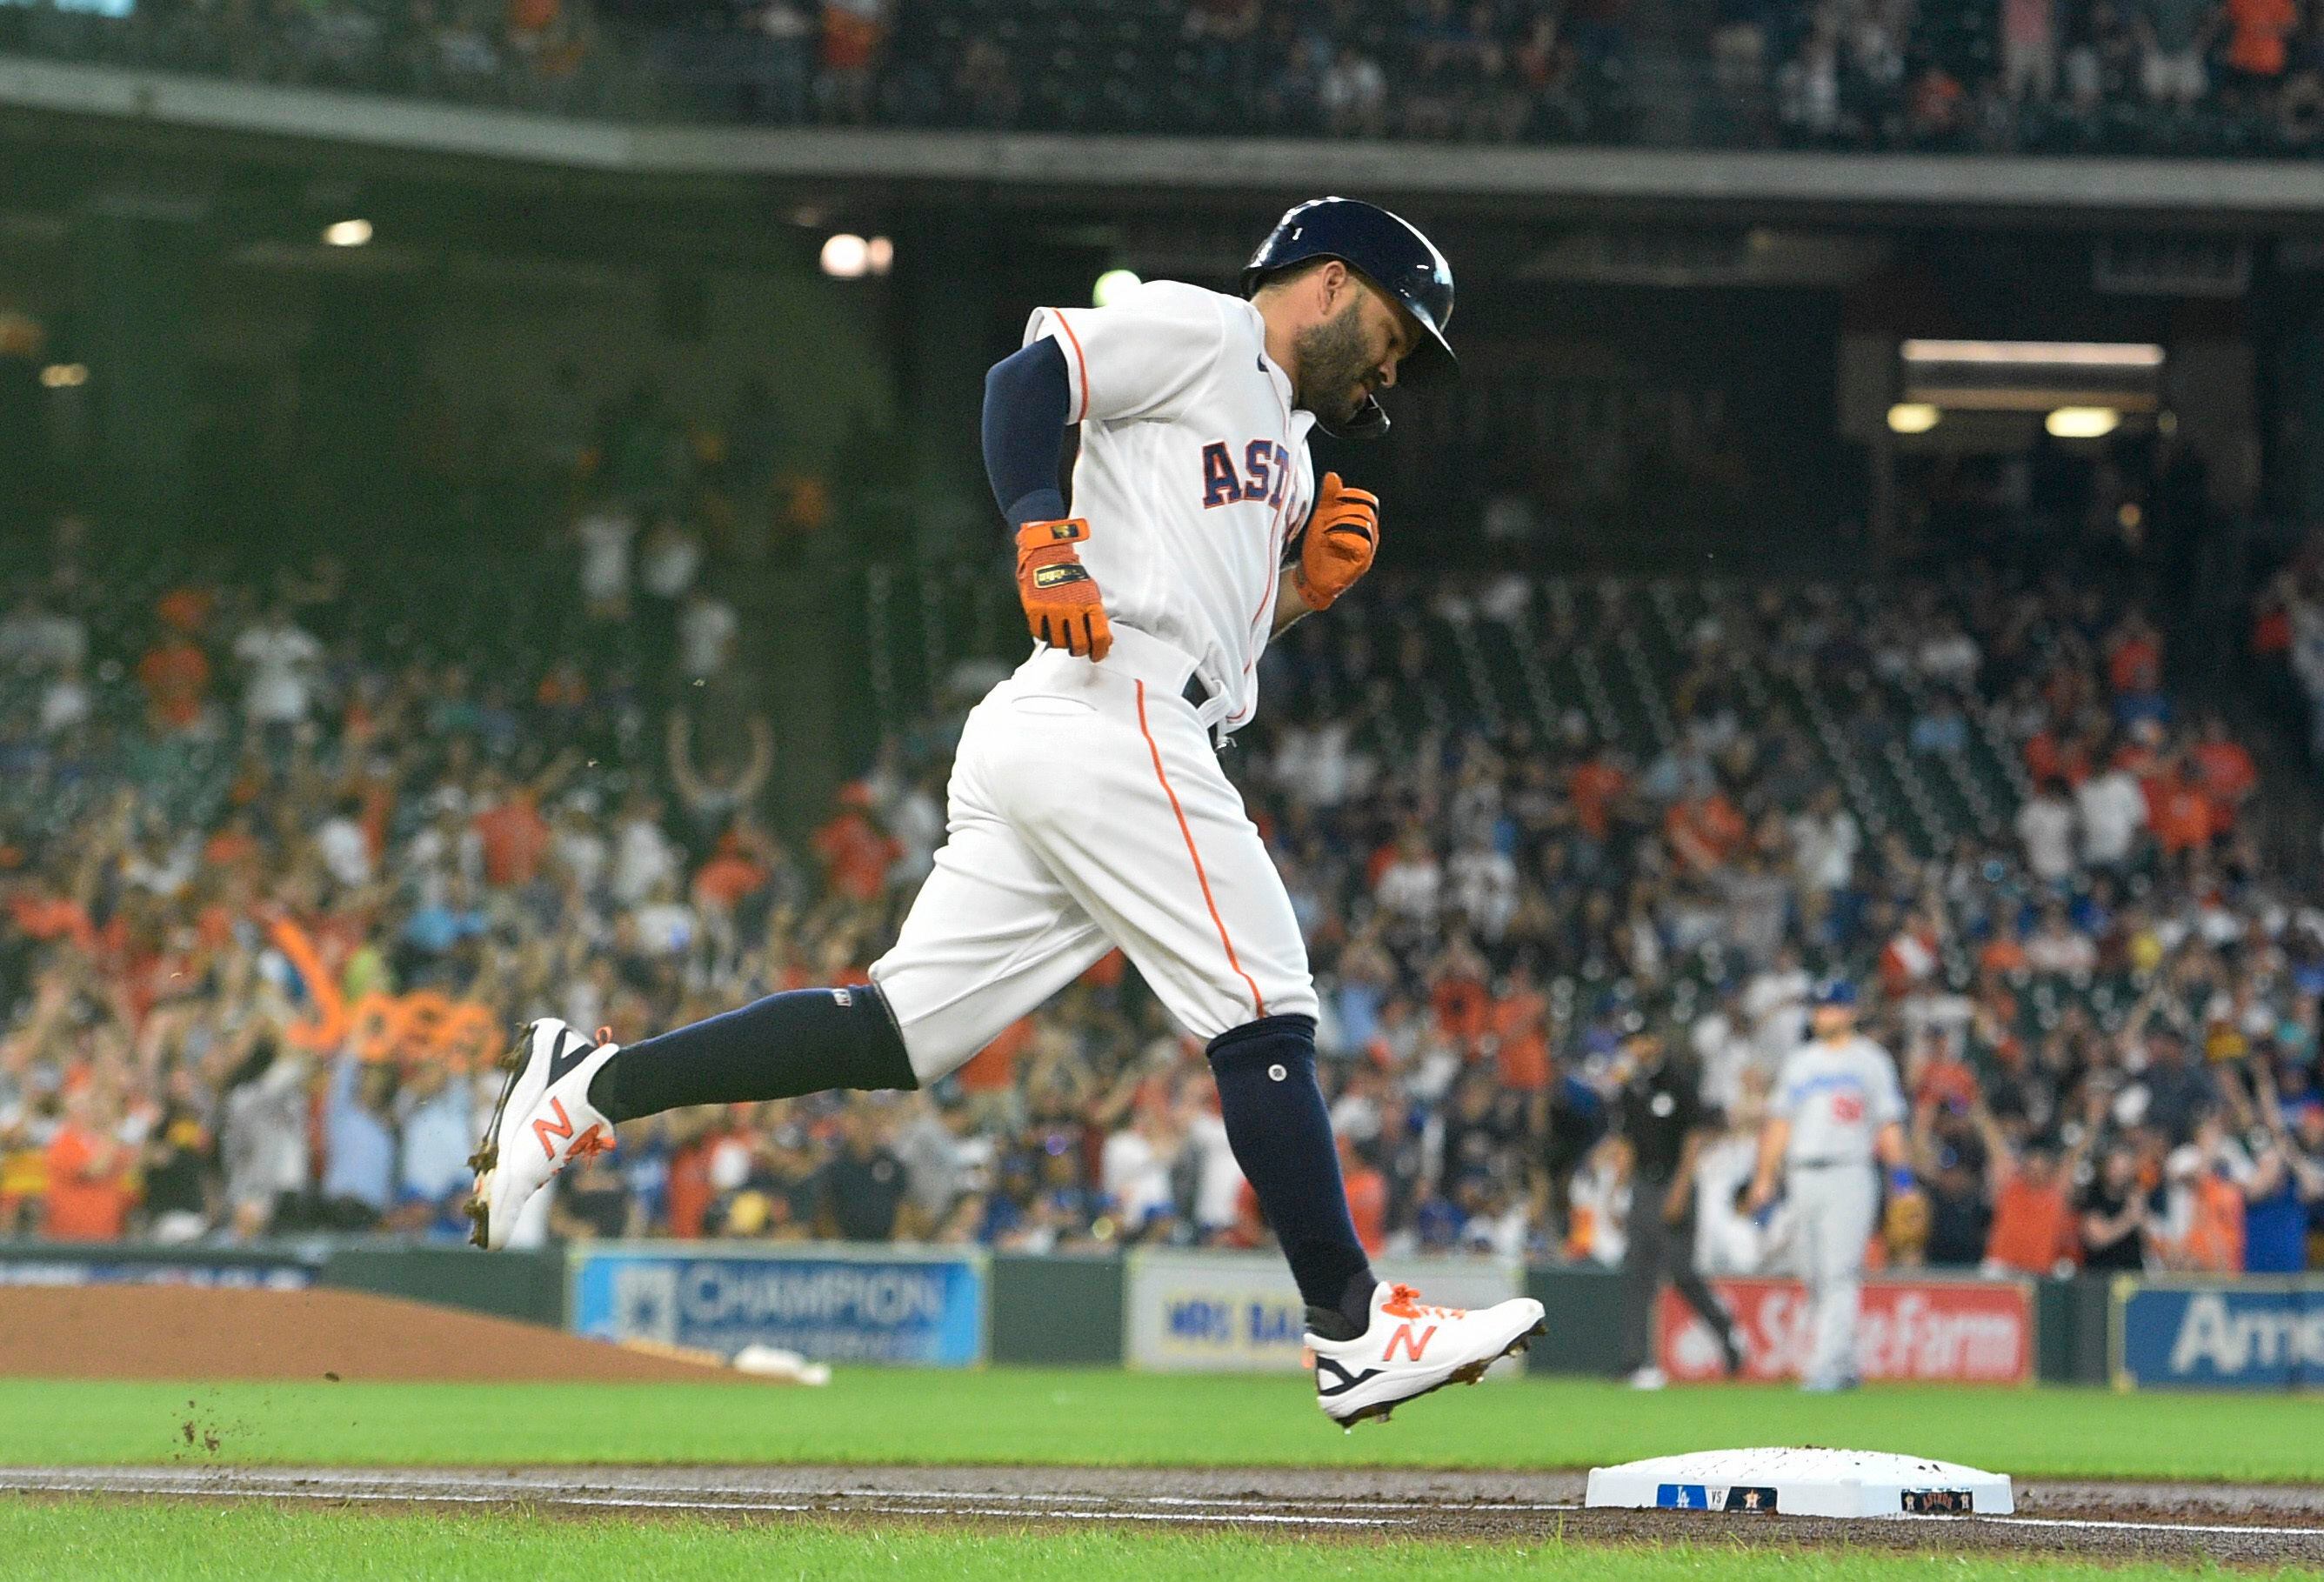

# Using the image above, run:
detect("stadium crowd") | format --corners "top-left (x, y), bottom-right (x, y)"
top-left (12, 0), bottom-right (2324, 155)
top-left (0, 484), bottom-right (2320, 1279)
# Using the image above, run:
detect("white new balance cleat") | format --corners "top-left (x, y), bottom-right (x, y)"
top-left (466, 1018), bottom-right (622, 1251)
top-left (1307, 1281), bottom-right (1546, 1428)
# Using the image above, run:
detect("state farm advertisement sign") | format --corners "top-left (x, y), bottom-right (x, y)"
top-left (1657, 1278), bottom-right (2033, 1384)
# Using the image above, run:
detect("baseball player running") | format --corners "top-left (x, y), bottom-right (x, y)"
top-left (1744, 980), bottom-right (1915, 1392)
top-left (468, 197), bottom-right (1544, 1426)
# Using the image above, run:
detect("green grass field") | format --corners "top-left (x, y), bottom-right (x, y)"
top-left (8, 1371), bottom-right (2323, 1580)
top-left (5, 1502), bottom-right (2316, 1582)
top-left (0, 1368), bottom-right (2318, 1482)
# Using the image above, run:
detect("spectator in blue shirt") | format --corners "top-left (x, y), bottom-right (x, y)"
top-left (317, 1052), bottom-right (396, 1229)
top-left (392, 1061), bottom-right (475, 1236)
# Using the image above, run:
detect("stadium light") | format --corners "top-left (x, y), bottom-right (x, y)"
top-left (1093, 268), bottom-right (1142, 308)
top-left (1903, 340), bottom-right (2163, 368)
top-left (2045, 407), bottom-right (2120, 439)
top-left (38, 364), bottom-right (87, 389)
top-left (821, 233), bottom-right (869, 278)
top-left (322, 218), bottom-right (373, 248)
top-left (1885, 403), bottom-right (1940, 435)
top-left (865, 237), bottom-right (893, 276)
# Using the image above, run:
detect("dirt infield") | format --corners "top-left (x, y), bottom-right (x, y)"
top-left (0, 1286), bottom-right (750, 1385)
top-left (7, 1464), bottom-right (2324, 1565)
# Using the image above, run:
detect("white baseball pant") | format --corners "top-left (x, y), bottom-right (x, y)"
top-left (870, 627), bottom-right (1318, 1084)
top-left (1789, 1159), bottom-right (1876, 1387)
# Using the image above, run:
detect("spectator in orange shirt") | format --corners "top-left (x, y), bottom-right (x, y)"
top-left (813, 784), bottom-right (901, 904)
top-left (2106, 612), bottom-right (2163, 696)
top-left (818, 0), bottom-right (890, 120)
top-left (1976, 919), bottom-right (2029, 977)
top-left (472, 751), bottom-right (576, 889)
top-left (136, 633), bottom-right (211, 733)
top-left (2157, 1138), bottom-right (2247, 1272)
top-left (1568, 746), bottom-right (1630, 845)
top-left (2189, 715), bottom-right (2257, 837)
top-left (2226, 0), bottom-right (2295, 82)
top-left (43, 1086), bottom-right (133, 1242)
top-left (5, 879), bottom-right (98, 957)
top-left (1980, 1140), bottom-right (2080, 1278)
top-left (203, 809), bottom-right (263, 871)
top-left (693, 825), bottom-right (771, 912)
top-left (1489, 965), bottom-right (1552, 1093)
top-left (1430, 939), bottom-right (1493, 1046)
top-left (1666, 781), bottom-right (1746, 873)
top-left (474, 779), bottom-right (552, 888)
top-left (2143, 756), bottom-right (2215, 858)
top-left (154, 583), bottom-right (215, 637)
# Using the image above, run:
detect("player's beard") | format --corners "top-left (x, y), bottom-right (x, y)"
top-left (1292, 299), bottom-right (1375, 428)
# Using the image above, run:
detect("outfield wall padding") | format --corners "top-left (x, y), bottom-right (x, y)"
top-left (322, 1245), bottom-right (566, 1329)
top-left (989, 1252), bottom-right (1124, 1365)
top-left (1525, 1266), bottom-right (1626, 1375)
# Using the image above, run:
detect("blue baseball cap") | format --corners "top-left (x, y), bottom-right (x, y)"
top-left (1811, 978), bottom-right (1860, 1009)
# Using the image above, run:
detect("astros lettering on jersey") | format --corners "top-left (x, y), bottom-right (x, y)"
top-left (1024, 280), bottom-right (1316, 734)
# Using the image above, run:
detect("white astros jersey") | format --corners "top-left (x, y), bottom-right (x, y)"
top-left (1772, 1035), bottom-right (1906, 1165)
top-left (866, 279), bottom-right (1325, 1084)
top-left (1025, 279), bottom-right (1317, 735)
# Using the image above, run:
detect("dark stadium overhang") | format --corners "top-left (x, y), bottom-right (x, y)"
top-left (9, 55), bottom-right (2324, 234)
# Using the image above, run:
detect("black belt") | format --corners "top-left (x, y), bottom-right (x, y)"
top-left (1790, 1158), bottom-right (1869, 1170)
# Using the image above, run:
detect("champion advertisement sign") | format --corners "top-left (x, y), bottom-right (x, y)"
top-left (1657, 1277), bottom-right (2033, 1384)
top-left (570, 1244), bottom-right (987, 1366)
top-left (2113, 1279), bottom-right (2324, 1390)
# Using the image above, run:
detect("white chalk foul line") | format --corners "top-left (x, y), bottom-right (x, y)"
top-left (0, 1473), bottom-right (1406, 1528)
top-left (3, 1480), bottom-right (816, 1515)
top-left (1966, 1514), bottom-right (2324, 1541)
top-left (847, 1505), bottom-right (1400, 1527)
top-left (840, 1488), bottom-right (1576, 1514)
top-left (0, 1467), bottom-right (1561, 1517)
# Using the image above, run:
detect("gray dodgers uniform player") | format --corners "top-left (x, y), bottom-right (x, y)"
top-left (1746, 980), bottom-right (1913, 1392)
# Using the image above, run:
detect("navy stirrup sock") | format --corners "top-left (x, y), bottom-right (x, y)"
top-left (1206, 1014), bottom-right (1378, 1339)
top-left (588, 984), bottom-right (918, 1123)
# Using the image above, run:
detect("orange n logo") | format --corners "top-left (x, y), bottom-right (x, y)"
top-left (532, 1097), bottom-right (577, 1160)
top-left (1384, 1323), bottom-right (1436, 1364)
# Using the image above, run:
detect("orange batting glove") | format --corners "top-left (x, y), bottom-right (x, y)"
top-left (1014, 517), bottom-right (1113, 661)
top-left (1292, 473), bottom-right (1380, 612)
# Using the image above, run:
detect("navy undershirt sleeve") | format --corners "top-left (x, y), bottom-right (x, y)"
top-left (982, 337), bottom-right (1072, 528)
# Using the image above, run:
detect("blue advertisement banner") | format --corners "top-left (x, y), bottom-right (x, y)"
top-left (571, 1244), bottom-right (986, 1366)
top-left (2112, 1278), bottom-right (2324, 1390)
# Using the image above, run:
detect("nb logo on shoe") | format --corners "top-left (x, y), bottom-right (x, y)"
top-left (533, 1097), bottom-right (579, 1160)
top-left (1384, 1323), bottom-right (1436, 1363)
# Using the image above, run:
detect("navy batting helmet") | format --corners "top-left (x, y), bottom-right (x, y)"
top-left (1243, 197), bottom-right (1456, 438)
